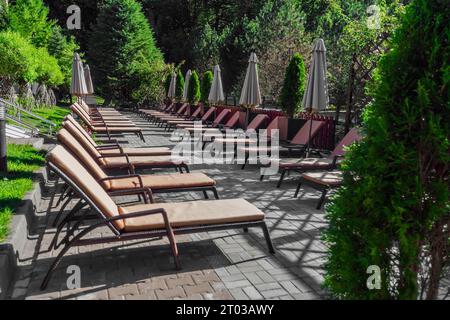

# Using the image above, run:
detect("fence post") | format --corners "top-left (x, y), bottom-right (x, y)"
top-left (0, 103), bottom-right (7, 173)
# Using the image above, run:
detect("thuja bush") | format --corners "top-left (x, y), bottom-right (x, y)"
top-left (175, 69), bottom-right (185, 101)
top-left (201, 70), bottom-right (213, 103)
top-left (323, 0), bottom-right (449, 300)
top-left (280, 53), bottom-right (306, 117)
top-left (188, 70), bottom-right (201, 104)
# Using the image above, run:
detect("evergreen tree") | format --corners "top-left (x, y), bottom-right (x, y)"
top-left (324, 0), bottom-right (449, 300)
top-left (187, 70), bottom-right (200, 104)
top-left (89, 0), bottom-right (164, 106)
top-left (201, 71), bottom-right (213, 103)
top-left (175, 69), bottom-right (184, 101)
top-left (279, 53), bottom-right (306, 117)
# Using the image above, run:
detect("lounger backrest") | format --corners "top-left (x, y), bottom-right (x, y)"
top-left (57, 129), bottom-right (109, 184)
top-left (70, 105), bottom-right (93, 128)
top-left (225, 112), bottom-right (240, 127)
top-left (190, 106), bottom-right (202, 118)
top-left (213, 109), bottom-right (231, 126)
top-left (177, 103), bottom-right (188, 115)
top-left (78, 101), bottom-right (91, 114)
top-left (47, 146), bottom-right (124, 230)
top-left (73, 103), bottom-right (92, 120)
top-left (331, 127), bottom-right (361, 157)
top-left (201, 107), bottom-right (216, 122)
top-left (247, 114), bottom-right (269, 131)
top-left (264, 116), bottom-right (281, 138)
top-left (62, 120), bottom-right (104, 161)
top-left (65, 115), bottom-right (98, 147)
top-left (291, 120), bottom-right (325, 145)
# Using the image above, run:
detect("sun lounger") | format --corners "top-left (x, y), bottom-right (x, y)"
top-left (58, 129), bottom-right (217, 196)
top-left (175, 107), bottom-right (217, 129)
top-left (294, 171), bottom-right (343, 209)
top-left (41, 146), bottom-right (274, 289)
top-left (70, 105), bottom-right (145, 142)
top-left (268, 127), bottom-right (361, 187)
top-left (64, 116), bottom-right (171, 157)
top-left (59, 125), bottom-right (189, 173)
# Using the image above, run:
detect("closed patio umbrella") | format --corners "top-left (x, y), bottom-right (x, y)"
top-left (167, 72), bottom-right (176, 100)
top-left (70, 53), bottom-right (88, 98)
top-left (239, 53), bottom-right (262, 107)
top-left (83, 64), bottom-right (94, 95)
top-left (183, 70), bottom-right (192, 102)
top-left (302, 39), bottom-right (329, 112)
top-left (208, 65), bottom-right (225, 104)
top-left (302, 39), bottom-right (329, 156)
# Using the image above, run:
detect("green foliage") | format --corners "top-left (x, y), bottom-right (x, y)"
top-left (175, 69), bottom-right (185, 101)
top-left (47, 25), bottom-right (79, 88)
top-left (89, 0), bottom-right (165, 107)
top-left (201, 71), bottom-right (213, 103)
top-left (7, 0), bottom-right (55, 48)
top-left (187, 70), bottom-right (201, 104)
top-left (0, 31), bottom-right (63, 86)
top-left (0, 144), bottom-right (45, 242)
top-left (164, 73), bottom-right (172, 97)
top-left (324, 0), bottom-right (450, 300)
top-left (280, 53), bottom-right (306, 117)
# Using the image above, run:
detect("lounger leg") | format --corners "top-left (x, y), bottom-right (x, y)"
top-left (41, 222), bottom-right (102, 290)
top-left (52, 195), bottom-right (74, 227)
top-left (261, 222), bottom-right (275, 254)
top-left (260, 175), bottom-right (265, 182)
top-left (241, 155), bottom-right (249, 170)
top-left (294, 182), bottom-right (302, 198)
top-left (55, 184), bottom-right (69, 207)
top-left (140, 132), bottom-right (146, 142)
top-left (277, 169), bottom-right (286, 188)
top-left (243, 227), bottom-right (249, 233)
top-left (212, 187), bottom-right (220, 200)
top-left (203, 191), bottom-right (209, 199)
top-left (317, 189), bottom-right (328, 210)
top-left (178, 166), bottom-right (183, 173)
top-left (49, 202), bottom-right (88, 251)
top-left (183, 164), bottom-right (190, 173)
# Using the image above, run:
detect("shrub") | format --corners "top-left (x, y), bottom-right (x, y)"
top-left (7, 0), bottom-right (55, 48)
top-left (323, 0), bottom-right (450, 300)
top-left (279, 53), bottom-right (306, 117)
top-left (175, 69), bottom-right (185, 101)
top-left (164, 73), bottom-right (172, 97)
top-left (0, 31), bottom-right (63, 86)
top-left (187, 70), bottom-right (201, 104)
top-left (201, 70), bottom-right (213, 103)
top-left (89, 0), bottom-right (165, 106)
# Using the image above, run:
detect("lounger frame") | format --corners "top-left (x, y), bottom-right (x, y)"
top-left (41, 162), bottom-right (275, 290)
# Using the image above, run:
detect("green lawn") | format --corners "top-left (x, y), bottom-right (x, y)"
top-left (0, 144), bottom-right (45, 242)
top-left (31, 105), bottom-right (71, 130)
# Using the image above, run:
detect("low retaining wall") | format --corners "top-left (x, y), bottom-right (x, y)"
top-left (0, 168), bottom-right (48, 299)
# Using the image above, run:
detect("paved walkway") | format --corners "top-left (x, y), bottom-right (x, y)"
top-left (10, 111), bottom-right (444, 300)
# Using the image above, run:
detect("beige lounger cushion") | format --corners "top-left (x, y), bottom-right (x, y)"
top-left (119, 198), bottom-right (264, 232)
top-left (302, 171), bottom-right (343, 187)
top-left (274, 157), bottom-right (335, 169)
top-left (100, 147), bottom-right (172, 156)
top-left (47, 146), bottom-right (124, 230)
top-left (109, 173), bottom-right (215, 190)
top-left (90, 126), bottom-right (141, 132)
top-left (101, 155), bottom-right (180, 168)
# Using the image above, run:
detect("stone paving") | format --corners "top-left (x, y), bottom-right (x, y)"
top-left (7, 112), bottom-right (447, 300)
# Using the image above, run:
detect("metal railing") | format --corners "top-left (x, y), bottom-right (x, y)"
top-left (0, 98), bottom-right (57, 137)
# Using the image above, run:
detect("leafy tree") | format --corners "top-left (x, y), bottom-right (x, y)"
top-left (324, 0), bottom-right (449, 300)
top-left (187, 70), bottom-right (200, 104)
top-left (0, 31), bottom-right (63, 88)
top-left (279, 53), bottom-right (306, 117)
top-left (175, 69), bottom-right (184, 101)
top-left (7, 0), bottom-right (55, 47)
top-left (88, 0), bottom-right (165, 106)
top-left (201, 70), bottom-right (213, 103)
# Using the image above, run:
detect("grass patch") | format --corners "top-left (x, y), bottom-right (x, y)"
top-left (32, 105), bottom-right (71, 129)
top-left (0, 144), bottom-right (45, 242)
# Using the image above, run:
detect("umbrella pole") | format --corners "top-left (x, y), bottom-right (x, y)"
top-left (306, 111), bottom-right (313, 157)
